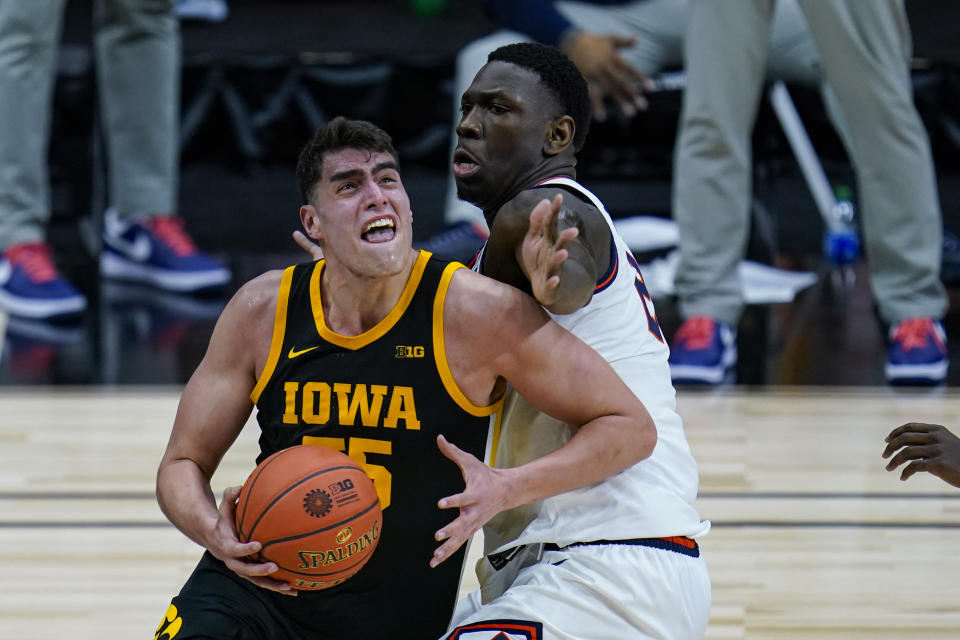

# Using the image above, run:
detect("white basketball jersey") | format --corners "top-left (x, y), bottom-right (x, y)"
top-left (475, 177), bottom-right (709, 553)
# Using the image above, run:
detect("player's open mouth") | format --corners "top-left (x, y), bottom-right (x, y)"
top-left (453, 161), bottom-right (479, 178)
top-left (452, 149), bottom-right (479, 179)
top-left (362, 217), bottom-right (396, 243)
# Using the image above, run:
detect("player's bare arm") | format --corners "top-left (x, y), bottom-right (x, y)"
top-left (492, 188), bottom-right (611, 314)
top-left (883, 422), bottom-right (960, 488)
top-left (156, 270), bottom-right (297, 595)
top-left (429, 267), bottom-right (656, 566)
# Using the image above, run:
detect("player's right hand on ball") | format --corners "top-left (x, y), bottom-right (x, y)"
top-left (208, 485), bottom-right (298, 596)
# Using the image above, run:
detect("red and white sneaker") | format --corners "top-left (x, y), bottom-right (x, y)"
top-left (668, 315), bottom-right (737, 385)
top-left (886, 317), bottom-right (948, 385)
top-left (0, 242), bottom-right (86, 319)
top-left (100, 209), bottom-right (230, 293)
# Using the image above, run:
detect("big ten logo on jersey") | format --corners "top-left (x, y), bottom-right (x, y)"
top-left (395, 345), bottom-right (425, 358)
top-left (625, 250), bottom-right (664, 342)
top-left (282, 381), bottom-right (420, 430)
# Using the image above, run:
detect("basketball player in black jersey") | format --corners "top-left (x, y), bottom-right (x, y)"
top-left (154, 117), bottom-right (657, 640)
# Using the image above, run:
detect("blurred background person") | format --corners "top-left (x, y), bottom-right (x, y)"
top-left (668, 0), bottom-right (948, 387)
top-left (0, 0), bottom-right (229, 323)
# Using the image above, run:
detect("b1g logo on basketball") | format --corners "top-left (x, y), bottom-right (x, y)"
top-left (329, 476), bottom-right (363, 508)
top-left (296, 519), bottom-right (381, 569)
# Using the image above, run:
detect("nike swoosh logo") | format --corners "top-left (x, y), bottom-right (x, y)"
top-left (0, 259), bottom-right (11, 286)
top-left (105, 230), bottom-right (152, 261)
top-left (288, 345), bottom-right (319, 359)
top-left (103, 209), bottom-right (153, 261)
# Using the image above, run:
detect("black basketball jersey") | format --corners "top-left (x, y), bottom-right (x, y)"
top-left (249, 250), bottom-right (500, 639)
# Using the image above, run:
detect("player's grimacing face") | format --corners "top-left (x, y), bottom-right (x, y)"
top-left (453, 62), bottom-right (557, 210)
top-left (307, 148), bottom-right (414, 276)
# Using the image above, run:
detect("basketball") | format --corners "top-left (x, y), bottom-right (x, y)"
top-left (235, 445), bottom-right (382, 591)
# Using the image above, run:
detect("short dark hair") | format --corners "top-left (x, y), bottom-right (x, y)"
top-left (296, 116), bottom-right (399, 204)
top-left (487, 42), bottom-right (591, 151)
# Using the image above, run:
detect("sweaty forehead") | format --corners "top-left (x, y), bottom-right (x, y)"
top-left (321, 148), bottom-right (395, 181)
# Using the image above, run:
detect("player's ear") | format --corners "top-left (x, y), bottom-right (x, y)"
top-left (544, 115), bottom-right (575, 156)
top-left (300, 203), bottom-right (325, 243)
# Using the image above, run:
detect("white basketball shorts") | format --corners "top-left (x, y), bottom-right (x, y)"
top-left (442, 540), bottom-right (711, 640)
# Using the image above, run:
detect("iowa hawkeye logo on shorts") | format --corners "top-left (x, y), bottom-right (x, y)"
top-left (154, 604), bottom-right (182, 640)
top-left (445, 619), bottom-right (543, 640)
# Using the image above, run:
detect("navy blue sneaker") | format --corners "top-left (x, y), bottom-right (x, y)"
top-left (886, 317), bottom-right (948, 385)
top-left (100, 210), bottom-right (230, 292)
top-left (416, 221), bottom-right (489, 264)
top-left (0, 242), bottom-right (86, 319)
top-left (669, 315), bottom-right (737, 384)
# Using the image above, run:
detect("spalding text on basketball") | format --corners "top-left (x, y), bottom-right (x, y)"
top-left (296, 520), bottom-right (381, 569)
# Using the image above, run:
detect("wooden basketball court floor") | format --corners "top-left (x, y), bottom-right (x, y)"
top-left (2, 386), bottom-right (959, 639)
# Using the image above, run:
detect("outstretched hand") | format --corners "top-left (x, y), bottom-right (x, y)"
top-left (883, 422), bottom-right (960, 488)
top-left (293, 230), bottom-right (324, 261)
top-left (206, 485), bottom-right (298, 595)
top-left (430, 435), bottom-right (513, 568)
top-left (520, 194), bottom-right (579, 308)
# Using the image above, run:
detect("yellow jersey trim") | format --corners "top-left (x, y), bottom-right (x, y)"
top-left (487, 405), bottom-right (504, 466)
top-left (250, 266), bottom-right (295, 404)
top-left (310, 251), bottom-right (431, 350)
top-left (433, 262), bottom-right (503, 417)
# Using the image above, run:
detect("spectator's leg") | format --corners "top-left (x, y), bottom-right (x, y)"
top-left (96, 0), bottom-right (228, 292)
top-left (672, 0), bottom-right (774, 326)
top-left (0, 0), bottom-right (66, 249)
top-left (797, 0), bottom-right (946, 326)
top-left (94, 0), bottom-right (179, 220)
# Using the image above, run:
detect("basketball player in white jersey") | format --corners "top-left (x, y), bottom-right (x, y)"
top-left (443, 43), bottom-right (711, 639)
top-left (294, 45), bottom-right (710, 638)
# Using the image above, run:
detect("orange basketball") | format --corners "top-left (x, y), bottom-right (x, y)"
top-left (235, 445), bottom-right (382, 591)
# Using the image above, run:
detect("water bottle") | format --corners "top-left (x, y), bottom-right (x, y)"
top-left (823, 184), bottom-right (860, 267)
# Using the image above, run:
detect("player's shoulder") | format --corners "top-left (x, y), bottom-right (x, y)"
top-left (516, 184), bottom-right (600, 215)
top-left (200, 269), bottom-right (288, 363)
top-left (445, 265), bottom-right (542, 323)
top-left (235, 269), bottom-right (285, 306)
top-left (500, 185), bottom-right (607, 234)
top-left (223, 268), bottom-right (287, 324)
